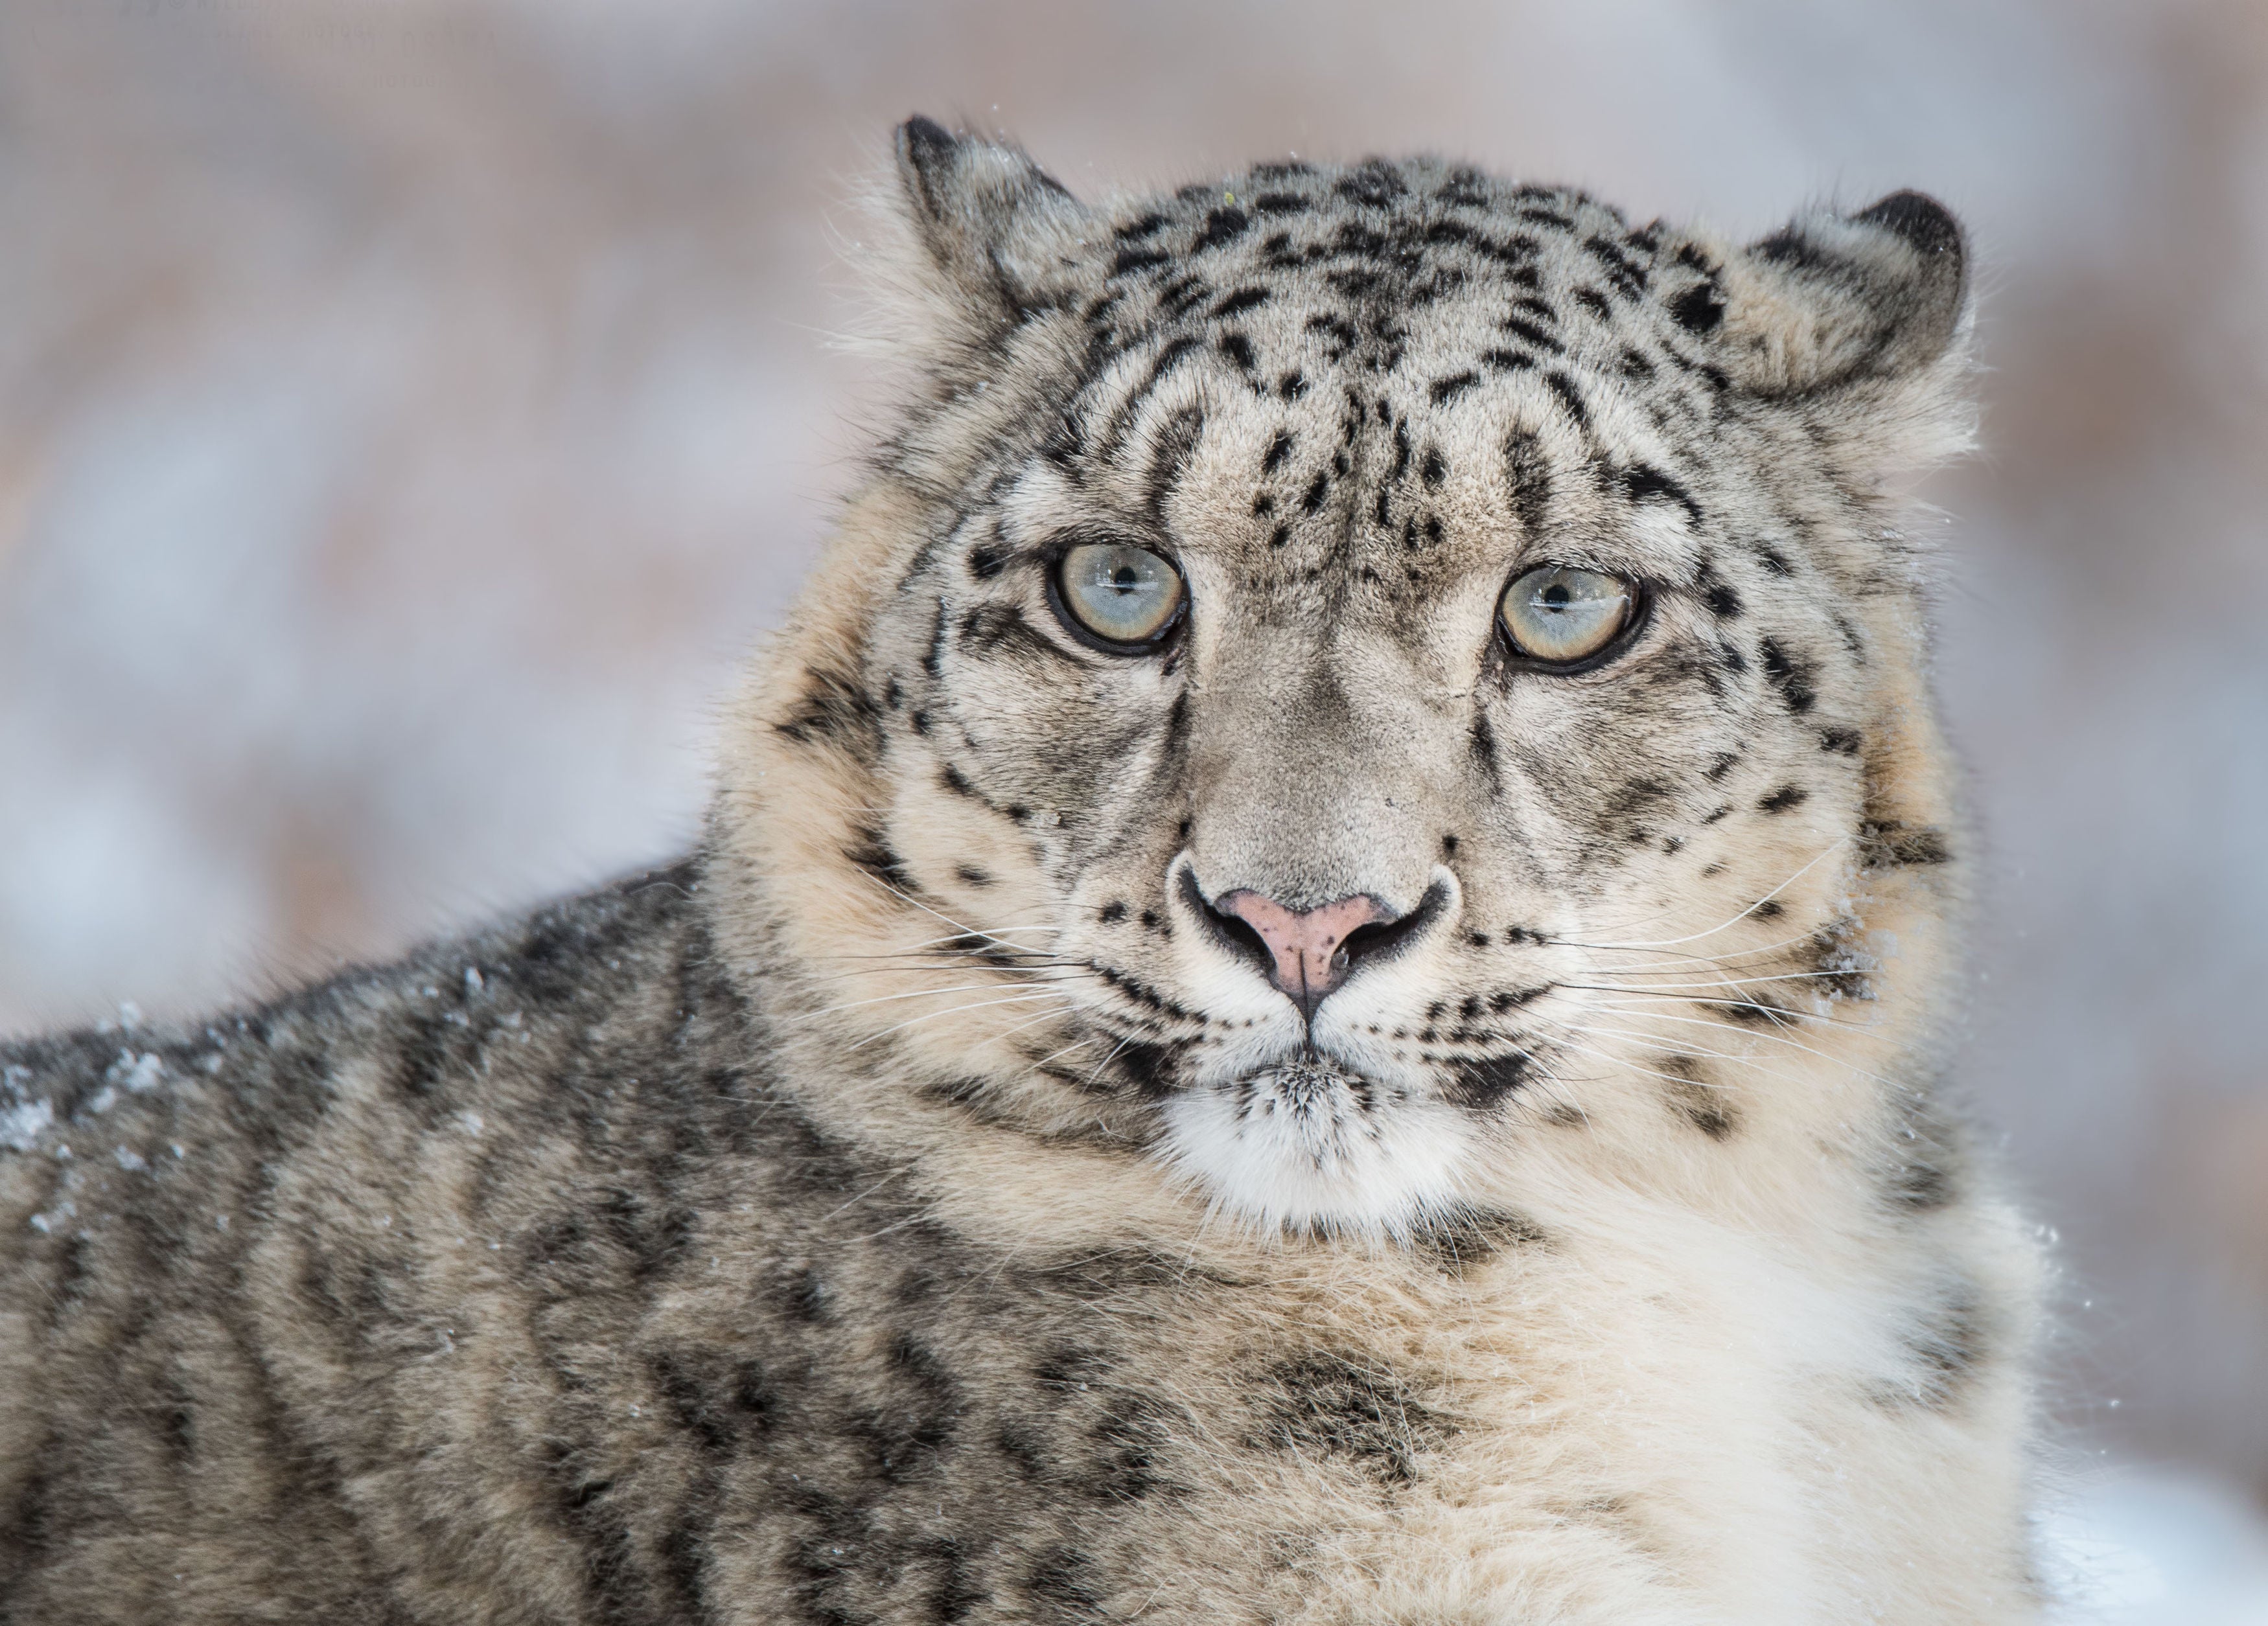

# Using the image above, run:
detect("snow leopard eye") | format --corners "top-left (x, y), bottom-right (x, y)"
top-left (1051, 541), bottom-right (1186, 651)
top-left (1499, 566), bottom-right (1639, 667)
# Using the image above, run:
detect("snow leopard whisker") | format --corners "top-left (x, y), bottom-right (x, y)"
top-left (1023, 1034), bottom-right (1102, 1073)
top-left (1527, 1017), bottom-right (1806, 1091)
top-left (793, 961), bottom-right (1070, 992)
top-left (1559, 967), bottom-right (1860, 996)
top-left (1573, 840), bottom-right (1852, 950)
top-left (802, 978), bottom-right (1080, 1020)
top-left (1550, 930), bottom-right (1825, 970)
top-left (840, 992), bottom-right (1080, 1052)
top-left (1076, 1029), bottom-right (1154, 1092)
top-left (1578, 989), bottom-right (1870, 1031)
top-left (982, 1006), bottom-right (1085, 1048)
top-left (1522, 1031), bottom-right (1743, 1095)
top-left (1554, 1004), bottom-right (1907, 1091)
top-left (851, 873), bottom-right (1069, 957)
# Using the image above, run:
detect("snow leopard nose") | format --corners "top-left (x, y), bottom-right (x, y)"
top-left (1214, 890), bottom-right (1392, 1018)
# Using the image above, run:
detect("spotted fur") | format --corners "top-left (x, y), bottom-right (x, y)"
top-left (0, 121), bottom-right (2043, 1622)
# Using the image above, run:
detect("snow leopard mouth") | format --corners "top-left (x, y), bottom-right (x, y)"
top-left (1155, 1054), bottom-right (1479, 1235)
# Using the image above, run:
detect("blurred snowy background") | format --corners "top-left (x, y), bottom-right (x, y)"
top-left (1, 1), bottom-right (2263, 1614)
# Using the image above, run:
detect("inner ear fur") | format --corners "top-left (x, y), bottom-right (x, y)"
top-left (1709, 190), bottom-right (1971, 399)
top-left (890, 115), bottom-right (1094, 343)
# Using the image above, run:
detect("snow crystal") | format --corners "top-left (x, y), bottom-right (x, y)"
top-left (457, 1109), bottom-right (483, 1136)
top-left (464, 967), bottom-right (483, 993)
top-left (0, 1097), bottom-right (54, 1151)
top-left (106, 1051), bottom-right (165, 1092)
top-left (83, 1085), bottom-right (117, 1116)
top-left (113, 1144), bottom-right (145, 1171)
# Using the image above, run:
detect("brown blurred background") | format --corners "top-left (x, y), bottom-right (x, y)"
top-left (2, 1), bottom-right (2264, 1609)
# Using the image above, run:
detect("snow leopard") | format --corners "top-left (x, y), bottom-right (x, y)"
top-left (0, 119), bottom-right (2044, 1623)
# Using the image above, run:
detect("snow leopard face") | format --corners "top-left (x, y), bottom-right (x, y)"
top-left (741, 121), bottom-right (1974, 1240)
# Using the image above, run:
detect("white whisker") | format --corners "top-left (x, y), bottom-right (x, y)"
top-left (842, 992), bottom-right (1079, 1052)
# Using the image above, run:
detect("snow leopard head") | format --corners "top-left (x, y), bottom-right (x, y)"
top-left (723, 119), bottom-right (1976, 1241)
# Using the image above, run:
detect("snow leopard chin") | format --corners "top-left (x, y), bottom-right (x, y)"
top-left (1159, 1059), bottom-right (1477, 1241)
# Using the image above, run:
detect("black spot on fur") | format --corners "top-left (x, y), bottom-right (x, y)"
top-left (938, 763), bottom-right (980, 803)
top-left (1544, 371), bottom-right (1589, 429)
top-left (774, 666), bottom-right (883, 762)
top-left (1429, 371), bottom-right (1479, 405)
top-left (1192, 206), bottom-right (1250, 252)
top-left (1499, 315), bottom-right (1562, 354)
top-left (1251, 1354), bottom-right (1444, 1485)
top-left (1892, 1285), bottom-right (1992, 1411)
top-left (1110, 246), bottom-right (1170, 278)
top-left (960, 603), bottom-right (1077, 665)
top-left (844, 823), bottom-right (915, 889)
top-left (1668, 283), bottom-right (1726, 333)
top-left (1860, 820), bottom-right (1952, 869)
top-left (1262, 429), bottom-right (1295, 474)
top-left (1660, 1057), bottom-right (1738, 1140)
top-left (1449, 1053), bottom-right (1529, 1110)
top-left (1413, 1206), bottom-right (1545, 1272)
top-left (1144, 406), bottom-right (1207, 523)
top-left (1504, 428), bottom-right (1551, 534)
top-left (1024, 1545), bottom-right (1107, 1620)
top-left (1334, 161), bottom-right (1406, 208)
top-left (1884, 1088), bottom-right (1964, 1213)
top-left (1582, 234), bottom-right (1647, 298)
top-left (1758, 784), bottom-right (1809, 815)
top-left (1468, 713), bottom-right (1501, 794)
top-left (1111, 1042), bottom-right (1176, 1099)
top-left (1759, 637), bottom-right (1817, 714)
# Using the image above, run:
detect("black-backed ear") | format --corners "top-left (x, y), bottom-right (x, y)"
top-left (892, 116), bottom-right (1092, 335)
top-left (1700, 190), bottom-right (1970, 398)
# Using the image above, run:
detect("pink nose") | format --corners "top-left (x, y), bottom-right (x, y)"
top-left (1217, 891), bottom-right (1389, 1011)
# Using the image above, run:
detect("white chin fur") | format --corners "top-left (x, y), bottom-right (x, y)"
top-left (1159, 1063), bottom-right (1473, 1241)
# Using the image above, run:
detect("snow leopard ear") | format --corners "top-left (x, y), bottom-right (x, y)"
top-left (889, 116), bottom-right (1093, 341)
top-left (1707, 190), bottom-right (1971, 395)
